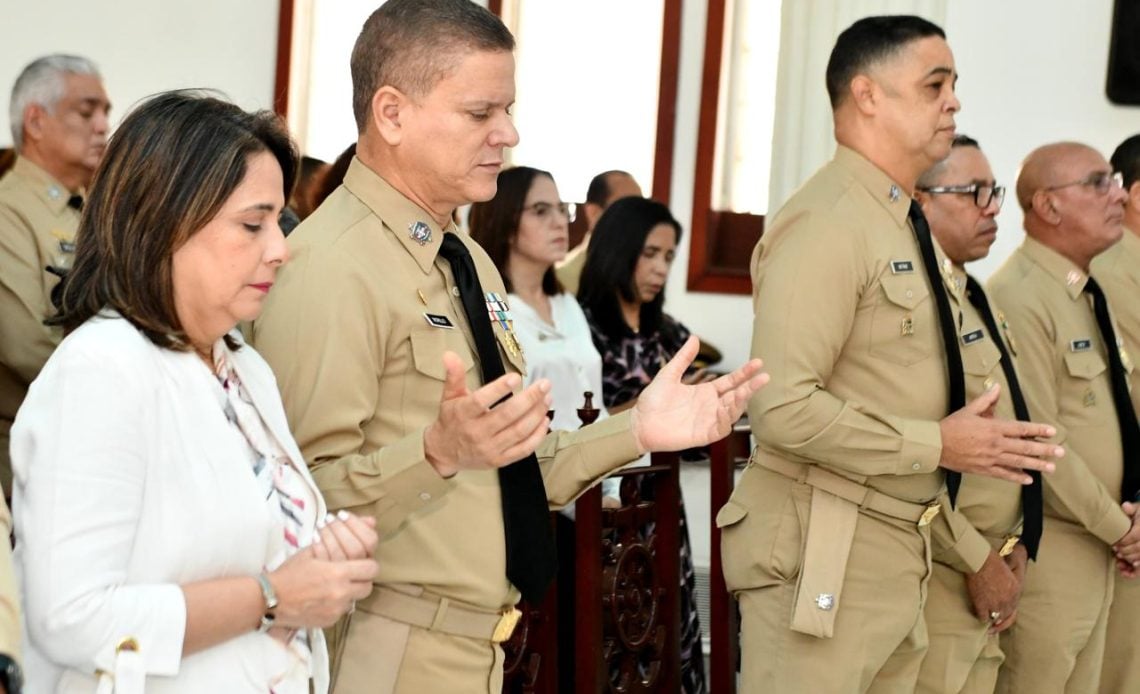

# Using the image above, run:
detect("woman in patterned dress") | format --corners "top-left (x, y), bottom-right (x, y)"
top-left (578, 196), bottom-right (710, 694)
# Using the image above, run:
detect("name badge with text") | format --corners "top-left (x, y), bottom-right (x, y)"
top-left (424, 313), bottom-right (455, 329)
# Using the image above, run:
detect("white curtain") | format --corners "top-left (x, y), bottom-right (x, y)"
top-left (766, 0), bottom-right (948, 212)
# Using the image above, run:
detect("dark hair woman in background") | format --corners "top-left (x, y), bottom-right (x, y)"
top-left (578, 196), bottom-right (710, 694)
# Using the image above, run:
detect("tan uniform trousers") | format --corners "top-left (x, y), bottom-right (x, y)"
top-left (727, 468), bottom-right (932, 694)
top-left (330, 601), bottom-right (504, 694)
top-left (916, 562), bottom-right (1004, 694)
top-left (997, 518), bottom-right (1115, 694)
top-left (1099, 572), bottom-right (1140, 694)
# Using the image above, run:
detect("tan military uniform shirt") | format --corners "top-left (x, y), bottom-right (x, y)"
top-left (988, 237), bottom-right (1131, 543)
top-left (252, 158), bottom-right (641, 610)
top-left (932, 266), bottom-right (1024, 562)
top-left (747, 145), bottom-right (990, 572)
top-left (1092, 228), bottom-right (1140, 415)
top-left (1091, 228), bottom-right (1140, 694)
top-left (0, 157), bottom-right (78, 491)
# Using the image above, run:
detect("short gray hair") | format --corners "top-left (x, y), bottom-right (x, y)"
top-left (9, 54), bottom-right (102, 151)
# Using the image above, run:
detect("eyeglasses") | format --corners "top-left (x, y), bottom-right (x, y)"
top-left (917, 182), bottom-right (1006, 210)
top-left (524, 201), bottom-right (576, 223)
top-left (1043, 171), bottom-right (1124, 195)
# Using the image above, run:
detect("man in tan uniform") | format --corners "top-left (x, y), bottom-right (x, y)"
top-left (1095, 134), bottom-right (1140, 694)
top-left (913, 135), bottom-right (1042, 694)
top-left (251, 2), bottom-right (767, 692)
top-left (555, 169), bottom-right (641, 294)
top-left (0, 54), bottom-right (109, 490)
top-left (720, 16), bottom-right (1062, 693)
top-left (989, 142), bottom-right (1140, 694)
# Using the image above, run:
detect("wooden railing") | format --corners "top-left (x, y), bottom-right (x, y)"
top-left (708, 423), bottom-right (752, 694)
top-left (503, 454), bottom-right (682, 693)
top-left (502, 421), bottom-right (752, 693)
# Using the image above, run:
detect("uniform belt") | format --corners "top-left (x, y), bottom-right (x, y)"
top-left (757, 457), bottom-right (941, 527)
top-left (356, 586), bottom-right (522, 643)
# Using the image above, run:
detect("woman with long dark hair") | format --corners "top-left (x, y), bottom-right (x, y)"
top-left (578, 196), bottom-right (710, 693)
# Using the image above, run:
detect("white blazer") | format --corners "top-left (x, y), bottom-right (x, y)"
top-left (11, 314), bottom-right (330, 693)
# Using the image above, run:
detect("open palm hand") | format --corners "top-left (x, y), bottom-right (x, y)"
top-left (631, 336), bottom-right (768, 453)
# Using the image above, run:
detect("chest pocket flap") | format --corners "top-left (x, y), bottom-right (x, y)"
top-left (880, 274), bottom-right (929, 309)
top-left (1063, 350), bottom-right (1107, 380)
top-left (962, 334), bottom-right (1002, 377)
top-left (410, 328), bottom-right (475, 380)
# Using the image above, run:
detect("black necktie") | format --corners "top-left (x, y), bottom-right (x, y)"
top-left (67, 194), bottom-right (83, 211)
top-left (437, 232), bottom-right (557, 602)
top-left (1083, 277), bottom-right (1140, 502)
top-left (965, 276), bottom-right (1044, 559)
top-left (908, 201), bottom-right (966, 505)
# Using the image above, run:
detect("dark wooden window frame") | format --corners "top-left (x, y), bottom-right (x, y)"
top-left (686, 0), bottom-right (764, 295)
top-left (274, 0), bottom-right (682, 207)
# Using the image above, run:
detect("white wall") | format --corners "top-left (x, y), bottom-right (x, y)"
top-left (661, 0), bottom-right (757, 375)
top-left (0, 0), bottom-right (280, 149)
top-left (946, 0), bottom-right (1140, 280)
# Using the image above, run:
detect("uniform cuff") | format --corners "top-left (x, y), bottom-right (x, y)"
top-left (1090, 506), bottom-right (1133, 546)
top-left (894, 419), bottom-right (942, 475)
top-left (539, 411), bottom-right (643, 508)
top-left (371, 429), bottom-right (453, 535)
top-left (570, 411), bottom-right (643, 480)
top-left (937, 525), bottom-right (992, 574)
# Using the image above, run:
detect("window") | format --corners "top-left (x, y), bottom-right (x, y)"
top-left (277, 0), bottom-right (385, 161)
top-left (502, 1), bottom-right (665, 203)
top-left (688, 0), bottom-right (782, 294)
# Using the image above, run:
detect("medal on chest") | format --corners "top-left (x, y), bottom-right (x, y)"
top-left (485, 291), bottom-right (522, 358)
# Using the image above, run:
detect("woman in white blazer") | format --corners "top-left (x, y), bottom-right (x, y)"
top-left (11, 92), bottom-right (378, 693)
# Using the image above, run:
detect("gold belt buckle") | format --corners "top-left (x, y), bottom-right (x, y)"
top-left (917, 503), bottom-right (941, 528)
top-left (491, 607), bottom-right (522, 643)
top-left (999, 535), bottom-right (1021, 557)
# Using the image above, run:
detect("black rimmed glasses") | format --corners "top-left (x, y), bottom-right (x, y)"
top-left (1043, 171), bottom-right (1124, 196)
top-left (524, 201), bottom-right (577, 223)
top-left (917, 182), bottom-right (1006, 210)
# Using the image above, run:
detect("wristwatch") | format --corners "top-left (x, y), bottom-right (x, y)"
top-left (0, 653), bottom-right (22, 694)
top-left (255, 572), bottom-right (278, 633)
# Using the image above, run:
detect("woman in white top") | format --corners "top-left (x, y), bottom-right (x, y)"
top-left (11, 92), bottom-right (377, 693)
top-left (468, 167), bottom-right (623, 505)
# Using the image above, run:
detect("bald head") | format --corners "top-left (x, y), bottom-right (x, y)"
top-left (1015, 142), bottom-right (1097, 212)
top-left (1017, 141), bottom-right (1126, 270)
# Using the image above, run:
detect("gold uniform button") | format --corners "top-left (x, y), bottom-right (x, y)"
top-left (911, 462), bottom-right (921, 471)
top-left (419, 492), bottom-right (432, 502)
top-left (451, 286), bottom-right (461, 297)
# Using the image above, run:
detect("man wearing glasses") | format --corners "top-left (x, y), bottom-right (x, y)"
top-left (1095, 134), bottom-right (1140, 694)
top-left (989, 142), bottom-right (1140, 693)
top-left (912, 135), bottom-right (1042, 694)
